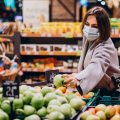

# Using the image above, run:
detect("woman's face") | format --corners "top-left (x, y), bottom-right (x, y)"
top-left (85, 15), bottom-right (98, 28)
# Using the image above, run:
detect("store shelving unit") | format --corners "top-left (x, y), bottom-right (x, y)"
top-left (0, 32), bottom-right (120, 84)
top-left (20, 35), bottom-right (82, 84)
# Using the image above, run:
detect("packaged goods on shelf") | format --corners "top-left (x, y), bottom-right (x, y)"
top-left (21, 58), bottom-right (79, 73)
top-left (110, 18), bottom-right (120, 37)
top-left (0, 20), bottom-right (120, 37)
top-left (0, 22), bottom-right (17, 35)
top-left (51, 44), bottom-right (66, 52)
top-left (20, 22), bottom-right (82, 37)
top-left (20, 44), bottom-right (81, 55)
top-left (0, 38), bottom-right (14, 54)
top-left (111, 26), bottom-right (119, 36)
top-left (19, 20), bottom-right (120, 37)
top-left (21, 58), bottom-right (56, 72)
top-left (23, 75), bottom-right (45, 84)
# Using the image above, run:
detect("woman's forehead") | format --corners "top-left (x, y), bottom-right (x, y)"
top-left (86, 15), bottom-right (97, 24)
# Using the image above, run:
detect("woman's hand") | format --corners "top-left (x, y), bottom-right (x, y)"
top-left (62, 74), bottom-right (78, 87)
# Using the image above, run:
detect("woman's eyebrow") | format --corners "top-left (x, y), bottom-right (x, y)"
top-left (91, 24), bottom-right (98, 26)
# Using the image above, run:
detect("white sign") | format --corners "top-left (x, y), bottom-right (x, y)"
top-left (23, 0), bottom-right (49, 26)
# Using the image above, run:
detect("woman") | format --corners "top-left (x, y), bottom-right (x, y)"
top-left (64, 6), bottom-right (120, 95)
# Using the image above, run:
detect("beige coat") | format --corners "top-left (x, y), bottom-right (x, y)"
top-left (74, 37), bottom-right (120, 95)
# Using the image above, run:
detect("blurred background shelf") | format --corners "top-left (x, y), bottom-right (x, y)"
top-left (21, 51), bottom-right (81, 56)
top-left (0, 32), bottom-right (120, 84)
top-left (22, 68), bottom-right (78, 74)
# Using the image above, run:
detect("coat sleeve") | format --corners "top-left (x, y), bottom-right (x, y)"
top-left (74, 44), bottom-right (114, 95)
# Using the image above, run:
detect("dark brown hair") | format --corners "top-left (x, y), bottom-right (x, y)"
top-left (82, 6), bottom-right (111, 41)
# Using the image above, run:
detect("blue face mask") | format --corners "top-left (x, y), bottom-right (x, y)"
top-left (83, 25), bottom-right (100, 41)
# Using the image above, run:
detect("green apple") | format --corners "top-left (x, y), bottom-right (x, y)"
top-left (53, 75), bottom-right (64, 88)
top-left (37, 107), bottom-right (47, 117)
top-left (24, 114), bottom-right (40, 120)
top-left (48, 111), bottom-right (65, 120)
top-left (70, 98), bottom-right (85, 111)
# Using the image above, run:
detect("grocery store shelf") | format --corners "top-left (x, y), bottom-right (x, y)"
top-left (21, 81), bottom-right (47, 86)
top-left (111, 35), bottom-right (120, 38)
top-left (111, 23), bottom-right (120, 26)
top-left (0, 34), bottom-right (14, 37)
top-left (21, 33), bottom-right (82, 38)
top-left (0, 40), bottom-right (11, 42)
top-left (111, 36), bottom-right (120, 39)
top-left (21, 33), bottom-right (120, 38)
top-left (21, 37), bottom-right (82, 45)
top-left (21, 51), bottom-right (81, 56)
top-left (22, 68), bottom-right (78, 74)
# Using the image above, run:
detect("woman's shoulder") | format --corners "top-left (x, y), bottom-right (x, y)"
top-left (95, 38), bottom-right (115, 49)
top-left (92, 38), bottom-right (116, 56)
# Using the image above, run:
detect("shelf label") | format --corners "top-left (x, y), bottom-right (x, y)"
top-left (45, 70), bottom-right (59, 83)
top-left (49, 52), bottom-right (54, 55)
top-left (3, 81), bottom-right (19, 98)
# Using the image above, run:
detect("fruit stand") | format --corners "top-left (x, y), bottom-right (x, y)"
top-left (0, 85), bottom-right (101, 120)
top-left (77, 89), bottom-right (120, 120)
top-left (0, 69), bottom-right (120, 120)
top-left (0, 69), bottom-right (102, 120)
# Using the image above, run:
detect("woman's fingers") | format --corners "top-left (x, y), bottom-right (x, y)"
top-left (64, 79), bottom-right (78, 87)
top-left (64, 77), bottom-right (73, 84)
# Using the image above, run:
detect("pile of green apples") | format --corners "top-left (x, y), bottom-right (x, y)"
top-left (0, 84), bottom-right (86, 120)
top-left (80, 104), bottom-right (120, 120)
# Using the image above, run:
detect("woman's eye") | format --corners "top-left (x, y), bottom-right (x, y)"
top-left (85, 22), bottom-right (89, 26)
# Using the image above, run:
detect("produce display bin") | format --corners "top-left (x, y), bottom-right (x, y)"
top-left (76, 89), bottom-right (120, 120)
top-left (82, 89), bottom-right (100, 103)
top-left (70, 89), bottom-right (101, 120)
top-left (13, 89), bottom-right (100, 120)
top-left (87, 89), bottom-right (120, 106)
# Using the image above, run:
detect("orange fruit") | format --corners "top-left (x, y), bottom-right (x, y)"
top-left (83, 94), bottom-right (91, 99)
top-left (88, 108), bottom-right (96, 115)
top-left (58, 87), bottom-right (66, 93)
top-left (76, 92), bottom-right (81, 96)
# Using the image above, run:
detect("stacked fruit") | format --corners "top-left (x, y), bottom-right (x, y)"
top-left (80, 104), bottom-right (120, 120)
top-left (0, 88), bottom-right (10, 120)
top-left (0, 85), bottom-right (86, 120)
top-left (53, 74), bottom-right (94, 99)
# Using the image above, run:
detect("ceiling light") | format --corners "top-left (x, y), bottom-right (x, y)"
top-left (101, 1), bottom-right (105, 5)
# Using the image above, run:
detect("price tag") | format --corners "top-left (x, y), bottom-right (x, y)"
top-left (45, 70), bottom-right (59, 83)
top-left (3, 81), bottom-right (19, 98)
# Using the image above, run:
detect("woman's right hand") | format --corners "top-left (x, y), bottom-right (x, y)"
top-left (62, 74), bottom-right (78, 88)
